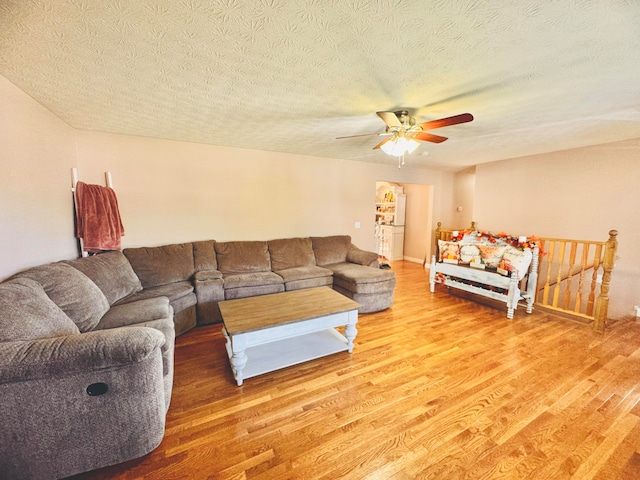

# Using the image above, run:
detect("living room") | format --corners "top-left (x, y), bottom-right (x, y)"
top-left (2, 1), bottom-right (640, 478)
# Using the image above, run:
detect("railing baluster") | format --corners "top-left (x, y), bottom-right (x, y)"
top-left (542, 240), bottom-right (555, 305)
top-left (552, 241), bottom-right (567, 308)
top-left (575, 243), bottom-right (590, 313)
top-left (563, 242), bottom-right (578, 310)
top-left (587, 244), bottom-right (603, 317)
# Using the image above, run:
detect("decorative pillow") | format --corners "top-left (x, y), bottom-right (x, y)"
top-left (500, 247), bottom-right (533, 280)
top-left (0, 278), bottom-right (79, 342)
top-left (458, 243), bottom-right (481, 265)
top-left (65, 251), bottom-right (142, 305)
top-left (14, 263), bottom-right (109, 332)
top-left (477, 245), bottom-right (507, 269)
top-left (438, 240), bottom-right (459, 264)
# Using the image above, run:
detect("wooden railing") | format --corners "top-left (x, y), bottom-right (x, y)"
top-left (537, 230), bottom-right (618, 332)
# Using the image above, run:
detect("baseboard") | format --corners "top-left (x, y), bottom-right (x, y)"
top-left (403, 256), bottom-right (423, 264)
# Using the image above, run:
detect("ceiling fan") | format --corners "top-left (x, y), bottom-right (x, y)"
top-left (337, 110), bottom-right (474, 166)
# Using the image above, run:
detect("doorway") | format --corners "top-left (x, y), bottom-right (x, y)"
top-left (375, 181), bottom-right (433, 266)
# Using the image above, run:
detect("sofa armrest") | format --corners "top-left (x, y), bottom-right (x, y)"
top-left (347, 244), bottom-right (379, 267)
top-left (194, 272), bottom-right (225, 303)
top-left (0, 327), bottom-right (165, 383)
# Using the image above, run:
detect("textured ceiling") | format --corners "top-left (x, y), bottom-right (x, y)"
top-left (1, 0), bottom-right (640, 170)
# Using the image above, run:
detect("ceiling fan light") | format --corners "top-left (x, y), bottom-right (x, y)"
top-left (380, 137), bottom-right (420, 157)
top-left (380, 139), bottom-right (402, 156)
top-left (405, 138), bottom-right (420, 154)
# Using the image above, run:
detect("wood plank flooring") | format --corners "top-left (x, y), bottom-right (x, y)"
top-left (70, 261), bottom-right (640, 479)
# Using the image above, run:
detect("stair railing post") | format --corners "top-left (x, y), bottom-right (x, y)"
top-left (593, 230), bottom-right (618, 332)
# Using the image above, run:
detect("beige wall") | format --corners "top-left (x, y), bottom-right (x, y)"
top-left (73, 131), bottom-right (451, 251)
top-left (0, 76), bottom-right (78, 276)
top-left (472, 142), bottom-right (640, 319)
top-left (398, 183), bottom-right (434, 264)
top-left (452, 167), bottom-right (476, 228)
top-left (0, 75), bottom-right (453, 280)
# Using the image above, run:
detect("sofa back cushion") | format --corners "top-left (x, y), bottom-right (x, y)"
top-left (193, 240), bottom-right (217, 271)
top-left (124, 243), bottom-right (195, 288)
top-left (0, 278), bottom-right (80, 342)
top-left (310, 236), bottom-right (352, 266)
top-left (65, 251), bottom-right (142, 305)
top-left (215, 241), bottom-right (271, 274)
top-left (12, 263), bottom-right (108, 332)
top-left (268, 237), bottom-right (316, 271)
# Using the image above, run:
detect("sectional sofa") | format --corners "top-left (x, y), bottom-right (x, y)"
top-left (0, 235), bottom-right (394, 479)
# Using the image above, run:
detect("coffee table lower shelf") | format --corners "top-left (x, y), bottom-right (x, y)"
top-left (223, 328), bottom-right (349, 382)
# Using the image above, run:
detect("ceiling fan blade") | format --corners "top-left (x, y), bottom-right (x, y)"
top-left (414, 132), bottom-right (448, 143)
top-left (373, 136), bottom-right (394, 150)
top-left (419, 113), bottom-right (474, 131)
top-left (336, 132), bottom-right (389, 139)
top-left (377, 111), bottom-right (402, 128)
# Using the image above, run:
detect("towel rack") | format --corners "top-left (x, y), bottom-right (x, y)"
top-left (71, 167), bottom-right (113, 191)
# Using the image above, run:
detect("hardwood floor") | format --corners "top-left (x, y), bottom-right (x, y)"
top-left (72, 261), bottom-right (640, 479)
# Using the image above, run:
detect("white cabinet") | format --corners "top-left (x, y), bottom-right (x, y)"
top-left (376, 225), bottom-right (405, 261)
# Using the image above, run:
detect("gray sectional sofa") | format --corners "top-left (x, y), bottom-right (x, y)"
top-left (122, 235), bottom-right (396, 334)
top-left (0, 235), bottom-right (394, 479)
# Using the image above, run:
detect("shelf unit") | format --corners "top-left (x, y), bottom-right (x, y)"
top-left (375, 184), bottom-right (406, 261)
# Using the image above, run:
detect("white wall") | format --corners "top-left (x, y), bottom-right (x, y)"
top-left (0, 75), bottom-right (453, 280)
top-left (473, 141), bottom-right (640, 319)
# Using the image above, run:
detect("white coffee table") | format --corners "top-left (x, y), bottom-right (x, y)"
top-left (219, 287), bottom-right (360, 386)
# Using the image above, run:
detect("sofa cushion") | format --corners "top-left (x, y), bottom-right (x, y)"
top-left (64, 251), bottom-right (142, 305)
top-left (215, 241), bottom-right (271, 274)
top-left (223, 271), bottom-right (284, 289)
top-left (116, 281), bottom-right (194, 305)
top-left (328, 262), bottom-right (396, 295)
top-left (95, 297), bottom-right (173, 330)
top-left (275, 265), bottom-right (333, 292)
top-left (124, 243), bottom-right (195, 288)
top-left (116, 281), bottom-right (196, 317)
top-left (193, 240), bottom-right (217, 271)
top-left (14, 263), bottom-right (109, 332)
top-left (224, 283), bottom-right (285, 300)
top-left (268, 237), bottom-right (316, 270)
top-left (311, 235), bottom-right (351, 266)
top-left (274, 265), bottom-right (333, 283)
top-left (0, 278), bottom-right (80, 342)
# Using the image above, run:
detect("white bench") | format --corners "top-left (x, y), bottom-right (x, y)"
top-left (429, 225), bottom-right (539, 319)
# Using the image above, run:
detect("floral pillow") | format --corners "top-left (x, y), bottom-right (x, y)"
top-left (499, 247), bottom-right (533, 280)
top-left (477, 245), bottom-right (507, 269)
top-left (458, 243), bottom-right (481, 265)
top-left (438, 240), bottom-right (459, 264)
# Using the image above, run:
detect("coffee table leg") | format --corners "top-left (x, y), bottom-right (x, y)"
top-left (344, 311), bottom-right (358, 353)
top-left (231, 351), bottom-right (248, 386)
top-left (230, 334), bottom-right (248, 386)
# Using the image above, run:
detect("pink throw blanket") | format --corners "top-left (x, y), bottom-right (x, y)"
top-left (75, 181), bottom-right (125, 251)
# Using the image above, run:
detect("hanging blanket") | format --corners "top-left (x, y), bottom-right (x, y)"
top-left (75, 181), bottom-right (125, 251)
